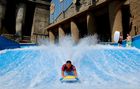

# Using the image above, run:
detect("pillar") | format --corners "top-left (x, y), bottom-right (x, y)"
top-left (70, 20), bottom-right (79, 43)
top-left (0, 5), bottom-right (2, 33)
top-left (0, 4), bottom-right (5, 34)
top-left (58, 26), bottom-right (65, 42)
top-left (16, 4), bottom-right (25, 37)
top-left (49, 31), bottom-right (55, 44)
top-left (109, 1), bottom-right (123, 42)
top-left (87, 13), bottom-right (96, 35)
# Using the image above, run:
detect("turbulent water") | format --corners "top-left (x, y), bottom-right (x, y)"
top-left (0, 36), bottom-right (140, 89)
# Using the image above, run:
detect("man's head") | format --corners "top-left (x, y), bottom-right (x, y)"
top-left (66, 60), bottom-right (72, 68)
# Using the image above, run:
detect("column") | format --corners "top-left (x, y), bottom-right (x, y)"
top-left (70, 20), bottom-right (79, 43)
top-left (58, 26), bottom-right (65, 42)
top-left (49, 31), bottom-right (55, 44)
top-left (0, 4), bottom-right (5, 34)
top-left (87, 13), bottom-right (96, 35)
top-left (109, 1), bottom-right (123, 42)
top-left (16, 4), bottom-right (25, 37)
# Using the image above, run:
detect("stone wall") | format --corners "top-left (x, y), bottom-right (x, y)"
top-left (130, 0), bottom-right (140, 36)
top-left (31, 5), bottom-right (50, 43)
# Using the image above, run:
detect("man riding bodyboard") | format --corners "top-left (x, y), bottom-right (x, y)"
top-left (60, 60), bottom-right (79, 83)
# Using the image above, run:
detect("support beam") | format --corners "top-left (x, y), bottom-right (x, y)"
top-left (16, 4), bottom-right (26, 37)
top-left (49, 31), bottom-right (55, 44)
top-left (58, 26), bottom-right (65, 42)
top-left (0, 2), bottom-right (5, 34)
top-left (0, 4), bottom-right (3, 33)
top-left (109, 1), bottom-right (123, 42)
top-left (71, 20), bottom-right (79, 43)
top-left (87, 13), bottom-right (96, 35)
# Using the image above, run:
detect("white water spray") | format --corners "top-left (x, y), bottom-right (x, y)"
top-left (0, 35), bottom-right (140, 89)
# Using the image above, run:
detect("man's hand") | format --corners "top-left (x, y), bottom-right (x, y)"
top-left (62, 75), bottom-right (65, 78)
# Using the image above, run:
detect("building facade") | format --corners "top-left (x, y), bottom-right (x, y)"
top-left (0, 0), bottom-right (50, 43)
top-left (47, 0), bottom-right (140, 43)
top-left (0, 0), bottom-right (140, 44)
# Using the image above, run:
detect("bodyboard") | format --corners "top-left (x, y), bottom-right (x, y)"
top-left (60, 76), bottom-right (79, 83)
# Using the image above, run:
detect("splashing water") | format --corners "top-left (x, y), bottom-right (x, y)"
top-left (0, 36), bottom-right (140, 89)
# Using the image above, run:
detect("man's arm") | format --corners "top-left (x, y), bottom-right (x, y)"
top-left (74, 70), bottom-right (77, 77)
top-left (61, 71), bottom-right (65, 78)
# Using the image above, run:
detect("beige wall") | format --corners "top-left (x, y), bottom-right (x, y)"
top-left (31, 5), bottom-right (50, 42)
top-left (130, 0), bottom-right (140, 36)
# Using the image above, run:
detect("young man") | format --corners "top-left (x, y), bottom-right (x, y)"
top-left (126, 34), bottom-right (132, 47)
top-left (61, 60), bottom-right (77, 78)
top-left (118, 32), bottom-right (123, 46)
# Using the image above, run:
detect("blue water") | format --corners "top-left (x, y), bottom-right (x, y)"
top-left (0, 36), bottom-right (140, 89)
